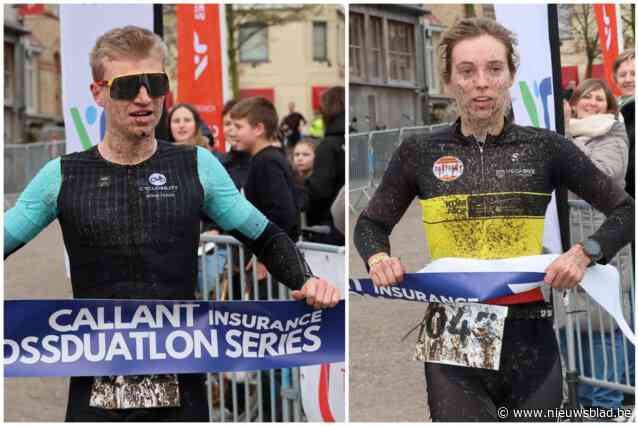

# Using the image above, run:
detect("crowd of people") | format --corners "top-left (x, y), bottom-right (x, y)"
top-left (557, 48), bottom-right (635, 414)
top-left (163, 89), bottom-right (346, 250)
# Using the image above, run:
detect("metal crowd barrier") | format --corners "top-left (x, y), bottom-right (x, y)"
top-left (349, 133), bottom-right (373, 214)
top-left (348, 124), bottom-right (451, 214)
top-left (554, 200), bottom-right (635, 410)
top-left (4, 140), bottom-right (66, 209)
top-left (196, 234), bottom-right (344, 422)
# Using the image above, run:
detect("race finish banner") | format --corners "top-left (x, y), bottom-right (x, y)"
top-left (5, 300), bottom-right (344, 378)
top-left (176, 4), bottom-right (229, 151)
top-left (350, 272), bottom-right (543, 304)
top-left (350, 255), bottom-right (636, 346)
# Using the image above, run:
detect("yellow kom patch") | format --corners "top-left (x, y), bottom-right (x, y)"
top-left (419, 192), bottom-right (551, 260)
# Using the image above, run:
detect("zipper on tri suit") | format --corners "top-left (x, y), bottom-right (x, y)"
top-left (474, 138), bottom-right (486, 188)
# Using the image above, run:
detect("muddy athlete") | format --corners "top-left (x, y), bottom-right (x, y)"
top-left (354, 18), bottom-right (634, 421)
top-left (4, 26), bottom-right (340, 422)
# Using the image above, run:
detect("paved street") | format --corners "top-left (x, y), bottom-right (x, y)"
top-left (349, 200), bottom-right (433, 422)
top-left (5, 221), bottom-right (70, 421)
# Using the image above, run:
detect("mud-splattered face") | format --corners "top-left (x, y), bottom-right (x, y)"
top-left (446, 35), bottom-right (514, 129)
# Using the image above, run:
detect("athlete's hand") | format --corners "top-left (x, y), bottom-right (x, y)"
top-left (368, 252), bottom-right (406, 287)
top-left (291, 277), bottom-right (341, 309)
top-left (544, 244), bottom-right (591, 289)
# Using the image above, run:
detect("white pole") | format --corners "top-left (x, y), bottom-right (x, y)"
top-left (616, 4), bottom-right (624, 52)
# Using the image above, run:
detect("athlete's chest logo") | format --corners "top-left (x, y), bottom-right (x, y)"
top-left (139, 172), bottom-right (179, 198)
top-left (433, 156), bottom-right (464, 182)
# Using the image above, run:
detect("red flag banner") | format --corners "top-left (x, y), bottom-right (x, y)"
top-left (593, 4), bottom-right (621, 96)
top-left (176, 5), bottom-right (226, 151)
top-left (19, 4), bottom-right (45, 16)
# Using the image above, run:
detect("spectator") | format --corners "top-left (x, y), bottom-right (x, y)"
top-left (305, 86), bottom-right (345, 245)
top-left (230, 96), bottom-right (300, 242)
top-left (308, 109), bottom-right (325, 140)
top-left (166, 103), bottom-right (225, 299)
top-left (613, 48), bottom-right (635, 407)
top-left (280, 102), bottom-right (306, 149)
top-left (167, 103), bottom-right (210, 149)
top-left (292, 139), bottom-right (316, 181)
top-left (291, 139), bottom-right (316, 214)
top-left (564, 79), bottom-right (628, 188)
top-left (613, 49), bottom-right (635, 198)
top-left (221, 99), bottom-right (251, 191)
top-left (558, 78), bottom-right (633, 411)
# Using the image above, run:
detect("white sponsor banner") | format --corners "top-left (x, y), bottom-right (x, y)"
top-left (60, 5), bottom-right (154, 155)
top-left (299, 250), bottom-right (345, 422)
top-left (494, 5), bottom-right (563, 254)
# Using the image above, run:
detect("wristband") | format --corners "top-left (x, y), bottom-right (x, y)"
top-left (368, 253), bottom-right (390, 268)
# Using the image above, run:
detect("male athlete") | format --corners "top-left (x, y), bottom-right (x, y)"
top-left (5, 26), bottom-right (340, 421)
top-left (354, 18), bottom-right (634, 421)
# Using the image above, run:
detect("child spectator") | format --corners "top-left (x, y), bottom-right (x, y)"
top-left (230, 96), bottom-right (300, 242)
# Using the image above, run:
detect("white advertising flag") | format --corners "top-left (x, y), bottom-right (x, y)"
top-left (494, 5), bottom-right (563, 254)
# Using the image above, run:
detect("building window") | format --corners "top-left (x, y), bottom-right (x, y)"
top-left (388, 20), bottom-right (415, 83)
top-left (313, 21), bottom-right (328, 62)
top-left (25, 51), bottom-right (39, 114)
top-left (239, 23), bottom-right (268, 63)
top-left (5, 43), bottom-right (14, 105)
top-left (349, 12), bottom-right (365, 78)
top-left (425, 30), bottom-right (440, 94)
top-left (369, 16), bottom-right (384, 80)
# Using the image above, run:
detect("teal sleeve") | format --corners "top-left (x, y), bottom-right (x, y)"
top-left (5, 158), bottom-right (62, 255)
top-left (196, 147), bottom-right (268, 239)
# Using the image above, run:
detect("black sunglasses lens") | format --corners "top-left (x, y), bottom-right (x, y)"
top-left (110, 74), bottom-right (169, 100)
top-left (147, 74), bottom-right (169, 97)
top-left (110, 75), bottom-right (142, 100)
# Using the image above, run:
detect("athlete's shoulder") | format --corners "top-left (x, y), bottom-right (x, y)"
top-left (61, 144), bottom-right (100, 162)
top-left (509, 123), bottom-right (566, 145)
top-left (398, 123), bottom-right (455, 155)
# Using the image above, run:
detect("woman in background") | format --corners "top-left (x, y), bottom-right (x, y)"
top-left (564, 79), bottom-right (628, 187)
top-left (167, 103), bottom-right (211, 149)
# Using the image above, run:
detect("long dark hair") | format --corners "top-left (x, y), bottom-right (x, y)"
top-left (320, 86), bottom-right (345, 128)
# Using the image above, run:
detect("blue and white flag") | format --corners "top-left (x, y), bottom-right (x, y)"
top-left (350, 255), bottom-right (636, 345)
top-left (4, 299), bottom-right (345, 378)
top-left (349, 271), bottom-right (544, 304)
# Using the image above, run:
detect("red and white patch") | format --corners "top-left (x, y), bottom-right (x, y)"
top-left (433, 156), bottom-right (464, 182)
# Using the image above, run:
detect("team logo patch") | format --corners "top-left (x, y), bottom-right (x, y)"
top-left (149, 173), bottom-right (167, 186)
top-left (433, 156), bottom-right (464, 182)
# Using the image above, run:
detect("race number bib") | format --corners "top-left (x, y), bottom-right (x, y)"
top-left (89, 374), bottom-right (180, 409)
top-left (414, 303), bottom-right (507, 370)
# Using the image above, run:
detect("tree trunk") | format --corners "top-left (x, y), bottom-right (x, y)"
top-left (226, 5), bottom-right (240, 99)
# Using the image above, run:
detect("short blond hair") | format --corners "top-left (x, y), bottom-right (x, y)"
top-left (89, 26), bottom-right (167, 81)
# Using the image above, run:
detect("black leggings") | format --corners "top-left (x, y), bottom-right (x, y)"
top-left (425, 318), bottom-right (563, 422)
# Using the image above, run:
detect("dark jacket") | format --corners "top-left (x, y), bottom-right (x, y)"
top-left (305, 113), bottom-right (345, 229)
top-left (621, 99), bottom-right (635, 198)
top-left (244, 146), bottom-right (300, 241)
top-left (219, 149), bottom-right (252, 191)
